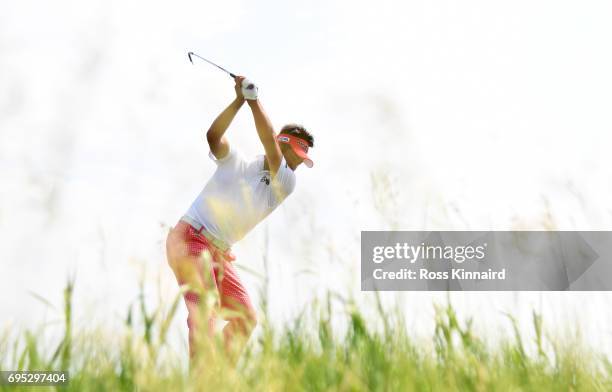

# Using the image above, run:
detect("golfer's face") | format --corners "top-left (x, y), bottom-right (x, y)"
top-left (284, 146), bottom-right (304, 167)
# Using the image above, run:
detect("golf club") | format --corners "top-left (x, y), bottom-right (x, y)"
top-left (187, 51), bottom-right (236, 79)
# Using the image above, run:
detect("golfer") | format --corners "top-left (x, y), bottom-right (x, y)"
top-left (165, 76), bottom-right (314, 362)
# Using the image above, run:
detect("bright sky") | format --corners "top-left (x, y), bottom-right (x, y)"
top-left (1, 0), bottom-right (612, 355)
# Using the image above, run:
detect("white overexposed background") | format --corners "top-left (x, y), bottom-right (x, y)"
top-left (1, 0), bottom-right (611, 357)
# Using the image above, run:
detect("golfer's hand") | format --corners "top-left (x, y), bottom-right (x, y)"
top-left (234, 76), bottom-right (246, 101)
top-left (241, 78), bottom-right (259, 101)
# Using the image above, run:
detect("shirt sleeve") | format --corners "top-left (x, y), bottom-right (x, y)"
top-left (271, 157), bottom-right (296, 195)
top-left (209, 143), bottom-right (238, 166)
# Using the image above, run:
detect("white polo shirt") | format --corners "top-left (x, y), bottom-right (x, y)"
top-left (184, 143), bottom-right (296, 246)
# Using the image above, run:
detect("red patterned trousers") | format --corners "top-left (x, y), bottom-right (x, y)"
top-left (165, 220), bottom-right (256, 359)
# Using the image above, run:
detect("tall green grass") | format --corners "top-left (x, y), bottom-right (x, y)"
top-left (2, 278), bottom-right (611, 391)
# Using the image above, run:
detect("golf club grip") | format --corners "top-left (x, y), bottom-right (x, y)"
top-left (230, 73), bottom-right (236, 78)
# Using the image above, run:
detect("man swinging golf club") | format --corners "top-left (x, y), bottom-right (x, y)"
top-left (165, 74), bottom-right (314, 363)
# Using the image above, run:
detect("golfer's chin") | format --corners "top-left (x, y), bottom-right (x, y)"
top-left (290, 157), bottom-right (305, 171)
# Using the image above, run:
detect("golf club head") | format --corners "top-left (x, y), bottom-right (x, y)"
top-left (187, 51), bottom-right (194, 64)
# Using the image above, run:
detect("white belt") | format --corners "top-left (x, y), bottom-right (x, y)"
top-left (180, 215), bottom-right (231, 252)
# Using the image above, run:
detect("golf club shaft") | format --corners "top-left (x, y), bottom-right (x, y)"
top-left (187, 51), bottom-right (236, 78)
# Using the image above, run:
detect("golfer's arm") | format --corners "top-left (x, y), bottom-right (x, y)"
top-left (206, 98), bottom-right (244, 159)
top-left (247, 100), bottom-right (282, 175)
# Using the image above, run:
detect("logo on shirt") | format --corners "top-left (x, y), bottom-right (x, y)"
top-left (260, 175), bottom-right (270, 185)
